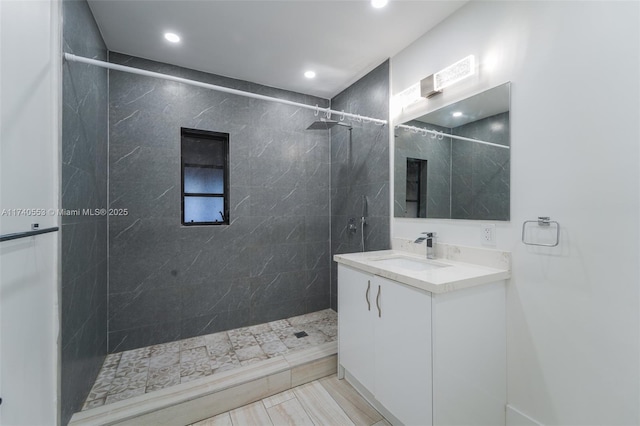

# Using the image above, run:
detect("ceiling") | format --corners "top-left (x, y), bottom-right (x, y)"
top-left (86, 0), bottom-right (467, 99)
top-left (414, 82), bottom-right (510, 128)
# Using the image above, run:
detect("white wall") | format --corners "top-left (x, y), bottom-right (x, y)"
top-left (0, 0), bottom-right (61, 424)
top-left (391, 2), bottom-right (639, 425)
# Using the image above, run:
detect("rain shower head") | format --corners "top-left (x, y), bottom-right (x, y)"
top-left (306, 118), bottom-right (352, 130)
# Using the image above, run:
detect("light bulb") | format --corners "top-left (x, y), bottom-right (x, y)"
top-left (164, 32), bottom-right (180, 43)
top-left (371, 0), bottom-right (388, 9)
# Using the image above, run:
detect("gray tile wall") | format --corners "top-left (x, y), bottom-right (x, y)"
top-left (61, 0), bottom-right (109, 423)
top-left (451, 112), bottom-right (510, 220)
top-left (108, 53), bottom-right (331, 352)
top-left (394, 121), bottom-right (452, 219)
top-left (330, 61), bottom-right (391, 310)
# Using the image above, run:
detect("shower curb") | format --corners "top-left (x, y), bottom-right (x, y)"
top-left (69, 341), bottom-right (337, 426)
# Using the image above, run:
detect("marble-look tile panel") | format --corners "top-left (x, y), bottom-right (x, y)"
top-left (180, 309), bottom-right (253, 340)
top-left (393, 122), bottom-right (451, 219)
top-left (61, 1), bottom-right (109, 423)
top-left (109, 53), bottom-right (332, 349)
top-left (330, 61), bottom-right (390, 311)
top-left (250, 299), bottom-right (308, 326)
top-left (108, 321), bottom-right (182, 353)
top-left (109, 287), bottom-right (182, 332)
top-left (451, 112), bottom-right (510, 221)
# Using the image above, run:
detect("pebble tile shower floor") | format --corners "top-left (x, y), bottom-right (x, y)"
top-left (82, 309), bottom-right (337, 411)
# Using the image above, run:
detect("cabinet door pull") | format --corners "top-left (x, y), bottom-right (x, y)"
top-left (365, 280), bottom-right (371, 311)
top-left (376, 285), bottom-right (381, 318)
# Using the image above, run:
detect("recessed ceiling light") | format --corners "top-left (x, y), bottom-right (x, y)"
top-left (371, 0), bottom-right (388, 8)
top-left (452, 111), bottom-right (463, 117)
top-left (304, 70), bottom-right (316, 79)
top-left (164, 32), bottom-right (180, 43)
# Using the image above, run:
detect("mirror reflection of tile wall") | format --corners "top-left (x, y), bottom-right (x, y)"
top-left (451, 112), bottom-right (510, 220)
top-left (395, 123), bottom-right (451, 219)
top-left (394, 82), bottom-right (510, 221)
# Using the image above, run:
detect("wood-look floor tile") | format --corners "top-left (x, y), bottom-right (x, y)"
top-left (191, 412), bottom-right (233, 426)
top-left (262, 389), bottom-right (296, 409)
top-left (229, 401), bottom-right (273, 426)
top-left (266, 397), bottom-right (315, 426)
top-left (293, 381), bottom-right (355, 426)
top-left (319, 376), bottom-right (383, 425)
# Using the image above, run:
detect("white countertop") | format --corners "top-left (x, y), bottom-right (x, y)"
top-left (334, 249), bottom-right (511, 294)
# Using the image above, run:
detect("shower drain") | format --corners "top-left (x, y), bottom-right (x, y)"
top-left (294, 331), bottom-right (308, 338)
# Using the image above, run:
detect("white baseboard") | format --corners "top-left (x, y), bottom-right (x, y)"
top-left (506, 405), bottom-right (544, 426)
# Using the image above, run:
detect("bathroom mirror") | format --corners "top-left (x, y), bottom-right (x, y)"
top-left (394, 82), bottom-right (511, 221)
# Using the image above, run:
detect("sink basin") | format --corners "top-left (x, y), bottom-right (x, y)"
top-left (371, 256), bottom-right (447, 271)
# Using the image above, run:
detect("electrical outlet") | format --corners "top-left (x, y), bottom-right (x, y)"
top-left (482, 224), bottom-right (495, 246)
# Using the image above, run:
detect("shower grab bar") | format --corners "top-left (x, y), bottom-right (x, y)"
top-left (0, 226), bottom-right (59, 242)
top-left (521, 217), bottom-right (559, 247)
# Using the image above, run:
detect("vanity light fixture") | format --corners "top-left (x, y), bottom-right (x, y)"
top-left (420, 74), bottom-right (441, 99)
top-left (164, 32), bottom-right (180, 43)
top-left (371, 0), bottom-right (388, 8)
top-left (396, 82), bottom-right (422, 108)
top-left (420, 55), bottom-right (475, 99)
top-left (433, 55), bottom-right (475, 91)
top-left (304, 70), bottom-right (316, 79)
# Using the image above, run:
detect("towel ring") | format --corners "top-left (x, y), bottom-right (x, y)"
top-left (522, 217), bottom-right (560, 247)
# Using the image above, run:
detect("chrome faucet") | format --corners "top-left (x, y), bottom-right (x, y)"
top-left (423, 232), bottom-right (437, 259)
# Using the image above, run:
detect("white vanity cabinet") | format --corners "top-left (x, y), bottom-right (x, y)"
top-left (338, 265), bottom-right (432, 426)
top-left (337, 261), bottom-right (506, 426)
top-left (337, 265), bottom-right (376, 391)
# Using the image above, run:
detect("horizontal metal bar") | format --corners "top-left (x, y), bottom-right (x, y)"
top-left (0, 227), bottom-right (59, 243)
top-left (64, 53), bottom-right (388, 126)
top-left (396, 123), bottom-right (510, 150)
